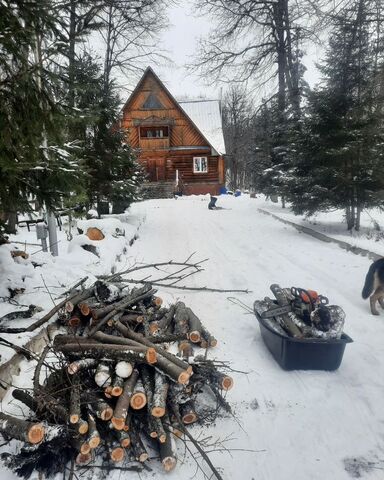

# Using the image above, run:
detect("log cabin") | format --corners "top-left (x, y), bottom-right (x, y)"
top-left (120, 67), bottom-right (226, 196)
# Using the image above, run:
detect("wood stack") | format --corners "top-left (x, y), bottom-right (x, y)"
top-left (0, 281), bottom-right (233, 479)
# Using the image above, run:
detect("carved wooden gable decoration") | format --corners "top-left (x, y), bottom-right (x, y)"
top-left (122, 67), bottom-right (210, 150)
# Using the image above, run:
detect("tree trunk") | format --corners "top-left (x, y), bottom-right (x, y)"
top-left (185, 307), bottom-right (202, 343)
top-left (84, 394), bottom-right (113, 421)
top-left (274, 0), bottom-right (287, 127)
top-left (200, 325), bottom-right (217, 348)
top-left (68, 0), bottom-right (76, 109)
top-left (151, 372), bottom-right (168, 417)
top-left (109, 442), bottom-right (125, 462)
top-left (153, 354), bottom-right (190, 385)
top-left (114, 320), bottom-right (191, 375)
top-left (355, 205), bottom-right (361, 231)
top-left (69, 375), bottom-right (81, 424)
top-left (159, 427), bottom-right (177, 471)
top-left (57, 343), bottom-right (155, 364)
top-left (112, 369), bottom-right (139, 430)
top-left (67, 358), bottom-right (98, 375)
top-left (158, 305), bottom-right (176, 332)
top-left (153, 417), bottom-right (166, 443)
top-left (111, 374), bottom-right (124, 397)
top-left (0, 412), bottom-right (45, 444)
top-left (3, 212), bottom-right (17, 234)
top-left (346, 204), bottom-right (355, 230)
top-left (130, 423), bottom-right (148, 462)
top-left (130, 378), bottom-right (147, 410)
top-left (174, 302), bottom-right (191, 354)
top-left (180, 400), bottom-right (198, 424)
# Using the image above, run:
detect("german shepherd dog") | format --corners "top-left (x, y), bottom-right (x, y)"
top-left (362, 258), bottom-right (384, 314)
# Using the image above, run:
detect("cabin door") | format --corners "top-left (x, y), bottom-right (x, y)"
top-left (147, 160), bottom-right (157, 182)
top-left (156, 159), bottom-right (165, 181)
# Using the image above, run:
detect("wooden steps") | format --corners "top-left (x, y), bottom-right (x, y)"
top-left (140, 182), bottom-right (175, 199)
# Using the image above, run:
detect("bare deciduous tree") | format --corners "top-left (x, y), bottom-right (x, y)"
top-left (192, 0), bottom-right (322, 122)
top-left (97, 0), bottom-right (169, 94)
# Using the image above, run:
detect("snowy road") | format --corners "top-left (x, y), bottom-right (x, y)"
top-left (1, 195), bottom-right (384, 480)
top-left (126, 195), bottom-right (384, 480)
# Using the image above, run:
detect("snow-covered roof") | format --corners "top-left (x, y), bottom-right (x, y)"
top-left (178, 99), bottom-right (226, 155)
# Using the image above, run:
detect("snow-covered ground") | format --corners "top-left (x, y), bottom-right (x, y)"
top-left (1, 194), bottom-right (384, 480)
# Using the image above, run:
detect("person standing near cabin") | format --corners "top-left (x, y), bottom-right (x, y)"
top-left (208, 196), bottom-right (218, 210)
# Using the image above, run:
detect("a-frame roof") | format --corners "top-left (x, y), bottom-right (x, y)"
top-left (122, 67), bottom-right (226, 155)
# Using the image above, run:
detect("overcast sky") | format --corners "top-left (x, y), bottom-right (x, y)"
top-left (119, 1), bottom-right (324, 102)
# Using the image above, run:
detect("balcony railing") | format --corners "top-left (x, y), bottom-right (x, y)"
top-left (139, 138), bottom-right (170, 150)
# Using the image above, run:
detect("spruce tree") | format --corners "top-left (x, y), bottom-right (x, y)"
top-left (287, 0), bottom-right (384, 230)
top-left (0, 1), bottom-right (79, 232)
top-left (66, 55), bottom-right (143, 214)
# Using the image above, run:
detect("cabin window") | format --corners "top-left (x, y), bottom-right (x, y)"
top-left (193, 157), bottom-right (208, 173)
top-left (140, 126), bottom-right (168, 138)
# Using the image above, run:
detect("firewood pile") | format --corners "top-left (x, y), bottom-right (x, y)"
top-left (0, 280), bottom-right (234, 479)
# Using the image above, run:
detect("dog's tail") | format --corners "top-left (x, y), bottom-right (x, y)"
top-left (362, 263), bottom-right (378, 299)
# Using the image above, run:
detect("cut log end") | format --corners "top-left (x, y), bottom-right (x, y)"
top-left (111, 417), bottom-right (126, 430)
top-left (79, 303), bottom-right (91, 317)
top-left (70, 414), bottom-right (80, 424)
top-left (149, 322), bottom-right (160, 335)
top-left (130, 393), bottom-right (147, 410)
top-left (89, 435), bottom-right (101, 449)
top-left (78, 419), bottom-right (89, 434)
top-left (221, 376), bottom-right (234, 391)
top-left (120, 436), bottom-right (131, 448)
top-left (149, 431), bottom-right (157, 438)
top-left (138, 452), bottom-right (149, 463)
top-left (86, 227), bottom-right (104, 241)
top-left (115, 361), bottom-right (133, 379)
top-left (179, 341), bottom-right (193, 358)
top-left (189, 331), bottom-right (201, 343)
top-left (172, 428), bottom-right (183, 438)
top-left (162, 456), bottom-right (177, 472)
top-left (146, 347), bottom-right (157, 364)
top-left (182, 412), bottom-right (198, 425)
top-left (153, 296), bottom-right (163, 307)
top-left (80, 442), bottom-right (91, 455)
top-left (151, 406), bottom-right (166, 418)
top-left (76, 452), bottom-right (92, 465)
top-left (28, 424), bottom-right (45, 444)
top-left (100, 407), bottom-right (113, 421)
top-left (159, 433), bottom-right (167, 444)
top-left (68, 316), bottom-right (81, 328)
top-left (110, 447), bottom-right (125, 462)
top-left (65, 301), bottom-right (74, 313)
top-left (104, 386), bottom-right (113, 399)
top-left (111, 386), bottom-right (123, 397)
top-left (210, 338), bottom-right (218, 347)
top-left (67, 363), bottom-right (79, 375)
top-left (178, 371), bottom-right (190, 385)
